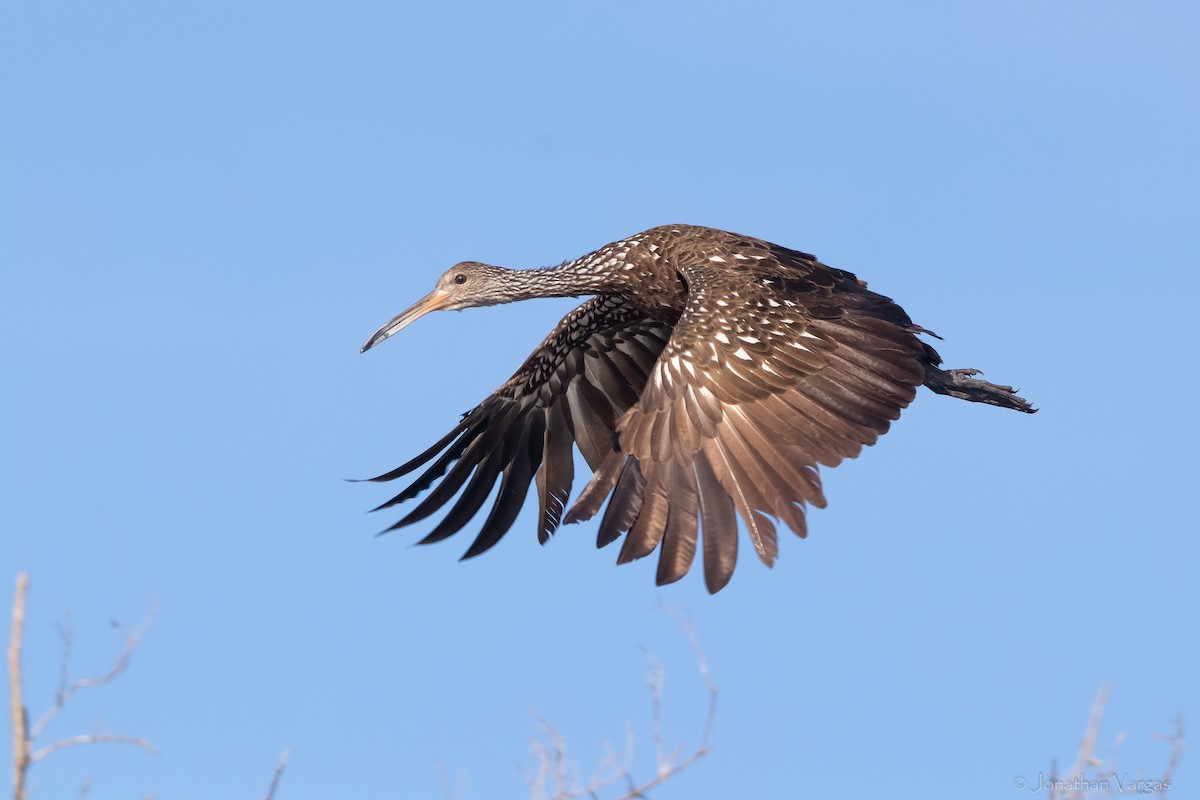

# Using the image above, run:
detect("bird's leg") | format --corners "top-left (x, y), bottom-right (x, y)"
top-left (923, 367), bottom-right (1037, 413)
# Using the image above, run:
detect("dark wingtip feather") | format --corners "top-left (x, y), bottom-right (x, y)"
top-left (459, 419), bottom-right (542, 560)
top-left (536, 404), bottom-right (574, 544)
top-left (365, 415), bottom-right (479, 485)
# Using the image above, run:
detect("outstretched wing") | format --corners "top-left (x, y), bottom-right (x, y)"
top-left (368, 295), bottom-right (674, 558)
top-left (567, 242), bottom-right (929, 593)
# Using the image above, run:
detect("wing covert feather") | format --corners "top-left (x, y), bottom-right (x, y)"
top-left (581, 247), bottom-right (928, 591)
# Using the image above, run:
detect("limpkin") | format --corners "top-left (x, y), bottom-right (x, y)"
top-left (360, 225), bottom-right (1035, 593)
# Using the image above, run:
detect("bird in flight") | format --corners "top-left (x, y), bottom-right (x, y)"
top-left (360, 225), bottom-right (1035, 593)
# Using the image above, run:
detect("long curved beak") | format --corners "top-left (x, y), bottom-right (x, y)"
top-left (360, 289), bottom-right (453, 353)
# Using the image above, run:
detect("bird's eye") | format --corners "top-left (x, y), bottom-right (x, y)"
top-left (454, 274), bottom-right (467, 285)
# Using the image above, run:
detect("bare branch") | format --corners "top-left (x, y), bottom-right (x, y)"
top-left (520, 721), bottom-right (554, 800)
top-left (50, 614), bottom-right (73, 739)
top-left (437, 757), bottom-right (468, 800)
top-left (523, 713), bottom-right (632, 800)
top-left (658, 603), bottom-right (717, 750)
top-left (606, 607), bottom-right (716, 800)
top-left (8, 573), bottom-right (157, 799)
top-left (1150, 715), bottom-right (1184, 794)
top-left (1046, 686), bottom-right (1183, 799)
top-left (643, 649), bottom-right (665, 773)
top-left (262, 747), bottom-right (291, 800)
top-left (588, 724), bottom-right (634, 795)
top-left (521, 606), bottom-right (717, 800)
top-left (552, 717), bottom-right (566, 796)
top-left (1067, 683), bottom-right (1112, 785)
top-left (31, 597), bottom-right (158, 740)
top-left (9, 573), bottom-right (31, 800)
top-left (31, 735), bottom-right (157, 763)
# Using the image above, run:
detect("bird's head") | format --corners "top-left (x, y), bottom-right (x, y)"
top-left (360, 261), bottom-right (513, 353)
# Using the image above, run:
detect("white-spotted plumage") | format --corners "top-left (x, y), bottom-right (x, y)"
top-left (361, 224), bottom-right (1036, 593)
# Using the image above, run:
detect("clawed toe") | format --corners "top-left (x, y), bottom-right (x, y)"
top-left (924, 365), bottom-right (1037, 413)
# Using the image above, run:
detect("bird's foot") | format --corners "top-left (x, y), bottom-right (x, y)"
top-left (924, 367), bottom-right (1037, 413)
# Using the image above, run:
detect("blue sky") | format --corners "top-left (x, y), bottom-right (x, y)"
top-left (3, 1), bottom-right (1198, 797)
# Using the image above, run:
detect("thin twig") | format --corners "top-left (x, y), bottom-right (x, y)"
top-left (588, 725), bottom-right (633, 795)
top-left (1151, 715), bottom-right (1184, 794)
top-left (607, 606), bottom-right (717, 800)
top-left (49, 613), bottom-right (73, 738)
top-left (8, 573), bottom-right (158, 799)
top-left (437, 757), bottom-right (468, 800)
top-left (262, 747), bottom-right (291, 800)
top-left (1048, 686), bottom-right (1183, 799)
top-left (520, 723), bottom-right (554, 800)
top-left (9, 573), bottom-right (30, 800)
top-left (553, 718), bottom-right (567, 796)
top-left (1067, 684), bottom-right (1111, 783)
top-left (658, 602), bottom-right (717, 751)
top-left (32, 598), bottom-right (158, 740)
top-left (521, 606), bottom-right (717, 800)
top-left (31, 734), bottom-right (158, 762)
top-left (643, 649), bottom-right (666, 773)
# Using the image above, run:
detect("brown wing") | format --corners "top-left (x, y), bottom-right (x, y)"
top-left (566, 245), bottom-right (928, 593)
top-left (367, 295), bottom-right (674, 558)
